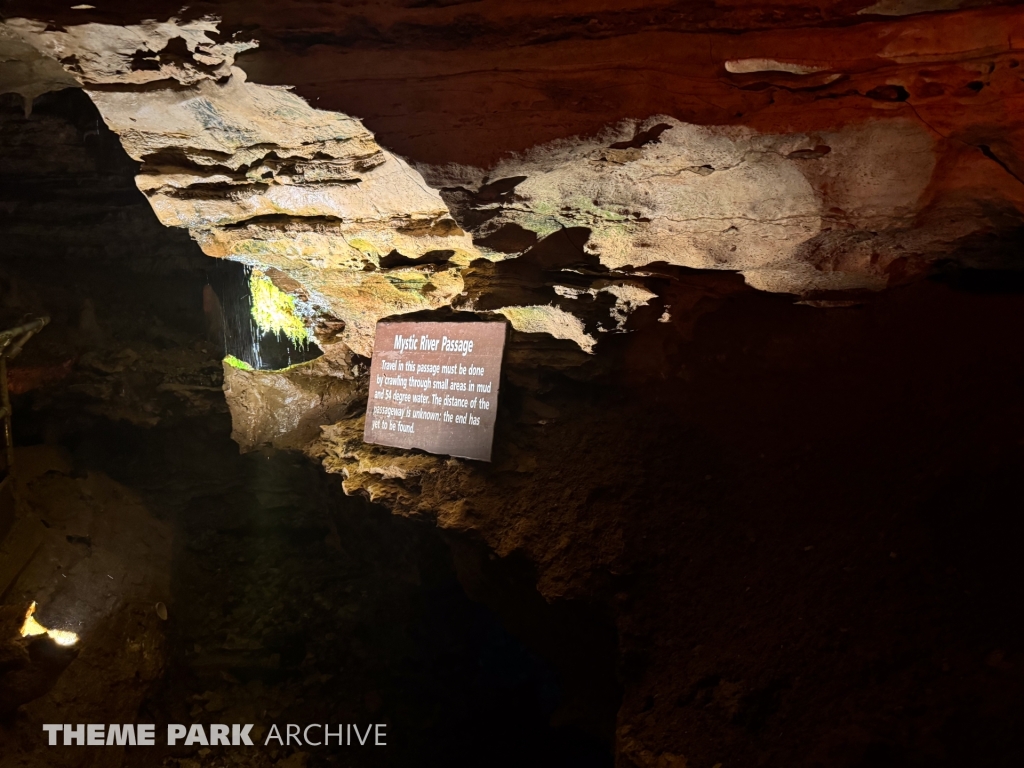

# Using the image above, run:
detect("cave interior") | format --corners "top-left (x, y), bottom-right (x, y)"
top-left (1, 2), bottom-right (1024, 767)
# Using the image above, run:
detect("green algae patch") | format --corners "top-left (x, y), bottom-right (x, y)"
top-left (249, 269), bottom-right (310, 348)
top-left (224, 355), bottom-right (254, 371)
top-left (224, 354), bottom-right (323, 375)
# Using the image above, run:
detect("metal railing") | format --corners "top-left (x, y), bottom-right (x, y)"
top-left (0, 317), bottom-right (49, 476)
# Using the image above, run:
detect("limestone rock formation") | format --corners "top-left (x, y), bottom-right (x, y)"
top-left (2, 18), bottom-right (478, 358)
top-left (89, 67), bottom-right (477, 357)
top-left (6, 7), bottom-right (1024, 362)
top-left (429, 117), bottom-right (957, 294)
top-left (223, 356), bottom-right (366, 452)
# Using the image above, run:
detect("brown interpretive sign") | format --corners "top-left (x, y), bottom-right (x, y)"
top-left (363, 321), bottom-right (507, 461)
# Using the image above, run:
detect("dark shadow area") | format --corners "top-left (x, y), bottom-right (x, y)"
top-left (56, 415), bottom-right (614, 768)
top-left (476, 273), bottom-right (1024, 768)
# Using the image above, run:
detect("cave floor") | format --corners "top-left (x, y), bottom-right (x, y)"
top-left (1, 416), bottom-right (611, 768)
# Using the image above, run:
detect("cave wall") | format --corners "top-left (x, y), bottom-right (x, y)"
top-left (2, 2), bottom-right (1024, 766)
top-left (319, 273), bottom-right (1024, 766)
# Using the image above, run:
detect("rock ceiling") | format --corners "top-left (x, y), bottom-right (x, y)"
top-left (2, 0), bottom-right (1023, 359)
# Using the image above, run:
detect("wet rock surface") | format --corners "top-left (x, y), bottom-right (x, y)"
top-left (222, 357), bottom-right (365, 454)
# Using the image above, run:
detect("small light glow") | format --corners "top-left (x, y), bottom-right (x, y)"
top-left (19, 602), bottom-right (79, 647)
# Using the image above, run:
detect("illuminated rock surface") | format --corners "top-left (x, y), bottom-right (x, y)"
top-left (4, 5), bottom-right (1023, 359)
